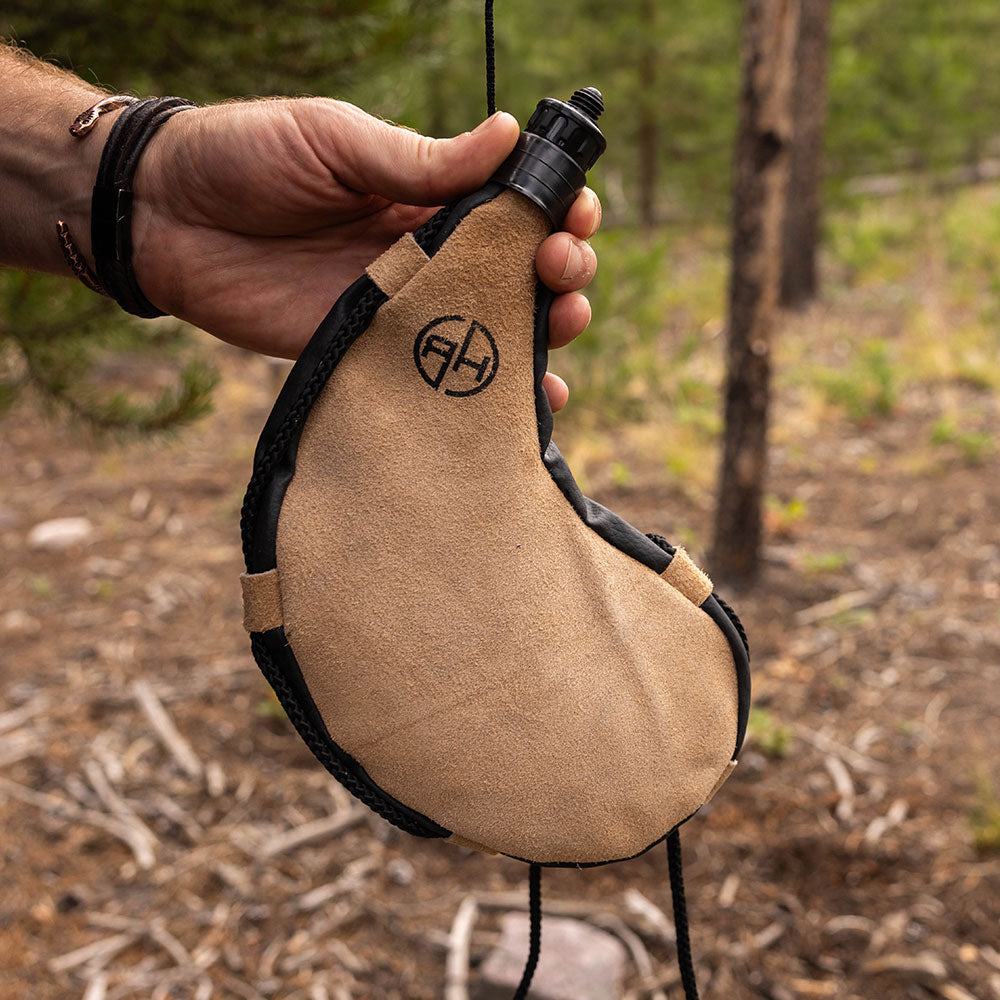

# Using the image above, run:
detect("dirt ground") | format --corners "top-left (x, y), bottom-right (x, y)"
top-left (1, 321), bottom-right (999, 1000)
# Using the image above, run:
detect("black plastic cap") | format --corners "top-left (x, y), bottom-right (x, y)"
top-left (491, 87), bottom-right (607, 229)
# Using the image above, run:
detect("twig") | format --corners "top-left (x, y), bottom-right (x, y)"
top-left (718, 874), bottom-right (740, 909)
top-left (219, 972), bottom-right (270, 1000)
top-left (49, 932), bottom-right (137, 974)
top-left (259, 806), bottom-right (368, 858)
top-left (0, 775), bottom-right (155, 869)
top-left (296, 856), bottom-right (380, 911)
top-left (0, 697), bottom-right (48, 735)
top-left (593, 914), bottom-right (667, 1000)
top-left (824, 755), bottom-right (856, 825)
top-left (132, 679), bottom-right (203, 780)
top-left (82, 972), bottom-right (108, 1000)
top-left (445, 896), bottom-right (478, 1000)
top-left (476, 892), bottom-right (613, 919)
top-left (793, 726), bottom-right (887, 774)
top-left (795, 590), bottom-right (874, 626)
top-left (863, 799), bottom-right (908, 847)
top-left (84, 759), bottom-right (160, 850)
top-left (623, 888), bottom-right (676, 945)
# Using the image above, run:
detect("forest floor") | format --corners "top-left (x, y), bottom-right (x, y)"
top-left (2, 183), bottom-right (1000, 1000)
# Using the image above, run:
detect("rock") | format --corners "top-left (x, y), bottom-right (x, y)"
top-left (27, 516), bottom-right (93, 551)
top-left (386, 858), bottom-right (414, 886)
top-left (477, 914), bottom-right (626, 1000)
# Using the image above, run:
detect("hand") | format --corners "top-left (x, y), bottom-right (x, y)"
top-left (131, 99), bottom-right (601, 412)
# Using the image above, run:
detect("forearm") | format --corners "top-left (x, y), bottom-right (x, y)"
top-left (0, 43), bottom-right (113, 275)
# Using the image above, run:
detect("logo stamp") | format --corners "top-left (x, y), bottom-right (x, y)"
top-left (413, 315), bottom-right (499, 397)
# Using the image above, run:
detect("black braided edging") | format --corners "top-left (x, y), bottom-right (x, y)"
top-left (239, 283), bottom-right (384, 563)
top-left (239, 207), bottom-right (453, 565)
top-left (646, 533), bottom-right (749, 658)
top-left (713, 593), bottom-right (749, 656)
top-left (645, 531), bottom-right (676, 559)
top-left (251, 632), bottom-right (448, 837)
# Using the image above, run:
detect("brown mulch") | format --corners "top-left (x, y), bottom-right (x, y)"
top-left (1, 336), bottom-right (998, 1000)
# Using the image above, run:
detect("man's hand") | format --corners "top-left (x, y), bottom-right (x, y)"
top-left (132, 99), bottom-right (601, 412)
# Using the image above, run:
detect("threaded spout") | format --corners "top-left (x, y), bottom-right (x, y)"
top-left (569, 87), bottom-right (604, 122)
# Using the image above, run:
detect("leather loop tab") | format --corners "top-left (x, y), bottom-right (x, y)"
top-left (704, 759), bottom-right (738, 804)
top-left (448, 833), bottom-right (498, 856)
top-left (365, 232), bottom-right (429, 297)
top-left (661, 548), bottom-right (713, 607)
top-left (241, 568), bottom-right (283, 633)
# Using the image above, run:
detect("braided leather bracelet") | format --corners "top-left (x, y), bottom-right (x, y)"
top-left (56, 94), bottom-right (196, 317)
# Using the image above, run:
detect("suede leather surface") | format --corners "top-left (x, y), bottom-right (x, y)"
top-left (365, 232), bottom-right (429, 297)
top-left (660, 549), bottom-right (714, 607)
top-left (275, 191), bottom-right (739, 864)
top-left (241, 569), bottom-right (283, 633)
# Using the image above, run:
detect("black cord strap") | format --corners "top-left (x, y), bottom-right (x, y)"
top-left (667, 830), bottom-right (700, 1000)
top-left (485, 0), bottom-right (497, 116)
top-left (511, 863), bottom-right (542, 1000)
top-left (91, 96), bottom-right (196, 318)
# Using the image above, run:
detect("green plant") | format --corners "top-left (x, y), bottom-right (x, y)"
top-left (0, 273), bottom-right (216, 434)
top-left (930, 417), bottom-right (994, 465)
top-left (764, 495), bottom-right (808, 539)
top-left (970, 771), bottom-right (1000, 852)
top-left (747, 707), bottom-right (791, 759)
top-left (802, 551), bottom-right (850, 574)
top-left (815, 340), bottom-right (898, 422)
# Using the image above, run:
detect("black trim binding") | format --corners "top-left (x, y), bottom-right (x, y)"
top-left (239, 181), bottom-right (751, 861)
top-left (252, 627), bottom-right (449, 838)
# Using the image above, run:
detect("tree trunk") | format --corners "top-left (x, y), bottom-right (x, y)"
top-left (780, 0), bottom-right (832, 307)
top-left (710, 0), bottom-right (800, 586)
top-left (637, 0), bottom-right (659, 228)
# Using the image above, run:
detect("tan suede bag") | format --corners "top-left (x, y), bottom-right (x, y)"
top-left (239, 89), bottom-right (749, 996)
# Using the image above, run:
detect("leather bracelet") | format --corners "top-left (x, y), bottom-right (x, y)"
top-left (90, 96), bottom-right (196, 318)
top-left (57, 94), bottom-right (140, 296)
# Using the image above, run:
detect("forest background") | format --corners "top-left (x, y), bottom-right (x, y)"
top-left (1, 2), bottom-right (999, 999)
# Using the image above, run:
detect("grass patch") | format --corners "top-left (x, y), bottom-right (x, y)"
top-left (970, 771), bottom-right (1000, 853)
top-left (747, 707), bottom-right (792, 759)
top-left (930, 416), bottom-right (994, 465)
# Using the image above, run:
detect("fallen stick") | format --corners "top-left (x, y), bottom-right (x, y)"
top-left (82, 971), bottom-right (108, 1000)
top-left (84, 759), bottom-right (160, 850)
top-left (593, 914), bottom-right (667, 1000)
top-left (476, 892), bottom-right (615, 920)
top-left (862, 798), bottom-right (908, 846)
top-left (0, 697), bottom-right (48, 735)
top-left (824, 755), bottom-right (856, 825)
top-left (259, 806), bottom-right (368, 858)
top-left (623, 888), bottom-right (676, 945)
top-left (0, 775), bottom-right (154, 869)
top-left (444, 896), bottom-right (478, 1000)
top-left (49, 932), bottom-right (137, 974)
top-left (794, 726), bottom-right (886, 775)
top-left (795, 590), bottom-right (874, 626)
top-left (132, 679), bottom-right (203, 780)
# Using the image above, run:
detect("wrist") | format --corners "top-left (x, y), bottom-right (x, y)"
top-left (0, 78), bottom-right (116, 274)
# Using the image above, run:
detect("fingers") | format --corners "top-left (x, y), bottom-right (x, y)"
top-left (321, 102), bottom-right (521, 205)
top-left (542, 372), bottom-right (569, 413)
top-left (563, 187), bottom-right (602, 240)
top-left (548, 292), bottom-right (592, 348)
top-left (535, 231), bottom-right (597, 292)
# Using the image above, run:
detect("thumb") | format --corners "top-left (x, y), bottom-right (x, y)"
top-left (328, 104), bottom-right (521, 205)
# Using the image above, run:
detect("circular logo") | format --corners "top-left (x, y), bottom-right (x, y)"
top-left (413, 315), bottom-right (499, 397)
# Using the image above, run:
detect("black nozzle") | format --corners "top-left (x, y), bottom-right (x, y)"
top-left (491, 87), bottom-right (607, 229)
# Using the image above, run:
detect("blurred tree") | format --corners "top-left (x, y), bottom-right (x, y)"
top-left (711, 0), bottom-right (799, 585)
top-left (781, 0), bottom-right (831, 307)
top-left (637, 0), bottom-right (661, 229)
